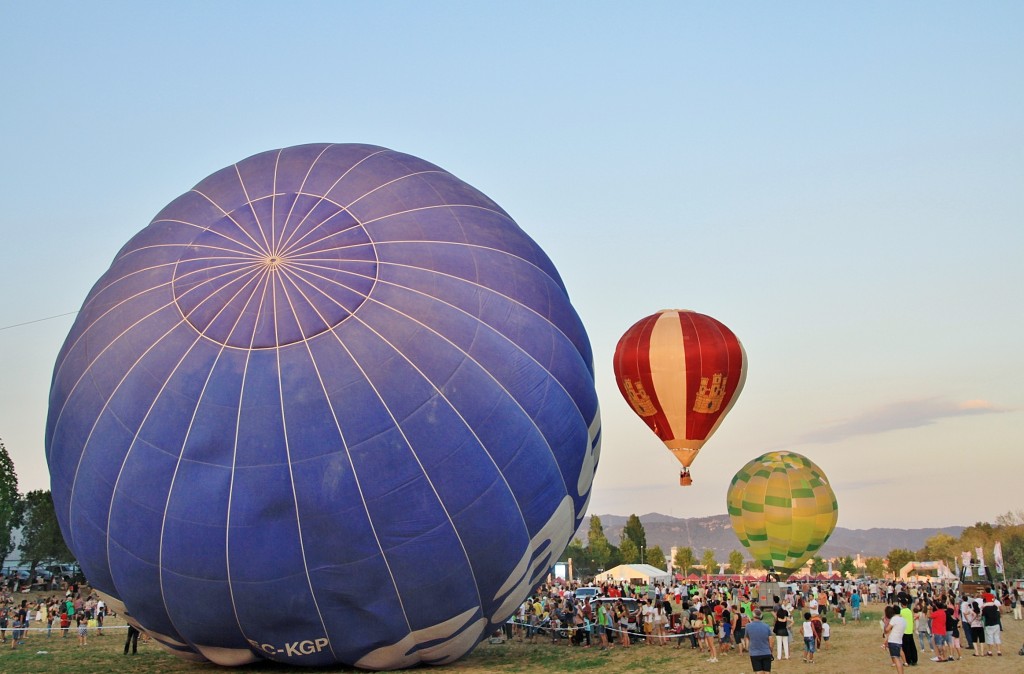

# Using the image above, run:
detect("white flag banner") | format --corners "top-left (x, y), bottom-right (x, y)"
top-left (962, 551), bottom-right (972, 578)
top-left (976, 546), bottom-right (986, 576)
top-left (994, 542), bottom-right (1004, 575)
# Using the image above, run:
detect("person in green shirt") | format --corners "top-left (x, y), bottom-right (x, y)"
top-left (596, 602), bottom-right (611, 650)
top-left (739, 597), bottom-right (754, 651)
top-left (899, 598), bottom-right (918, 665)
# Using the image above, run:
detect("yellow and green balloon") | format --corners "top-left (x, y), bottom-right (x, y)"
top-left (727, 451), bottom-right (838, 577)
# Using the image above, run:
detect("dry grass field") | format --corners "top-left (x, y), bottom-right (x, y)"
top-left (0, 601), bottom-right (1019, 673)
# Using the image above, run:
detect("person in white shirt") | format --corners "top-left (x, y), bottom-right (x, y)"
top-left (801, 612), bottom-right (816, 663)
top-left (885, 605), bottom-right (906, 673)
top-left (641, 600), bottom-right (655, 644)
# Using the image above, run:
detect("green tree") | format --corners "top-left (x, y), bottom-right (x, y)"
top-left (0, 439), bottom-right (22, 569)
top-left (920, 512), bottom-right (1024, 580)
top-left (1002, 532), bottom-right (1024, 579)
top-left (966, 521), bottom-right (995, 536)
top-left (701, 548), bottom-right (717, 576)
top-left (587, 515), bottom-right (612, 571)
top-left (674, 546), bottom-right (696, 575)
top-left (919, 533), bottom-right (958, 565)
top-left (728, 550), bottom-right (745, 574)
top-left (622, 514), bottom-right (647, 552)
top-left (810, 556), bottom-right (827, 574)
top-left (990, 512), bottom-right (1024, 578)
top-left (959, 523), bottom-right (997, 570)
top-left (839, 555), bottom-right (856, 578)
top-left (864, 557), bottom-right (886, 578)
top-left (18, 490), bottom-right (73, 570)
top-left (620, 537), bottom-right (639, 564)
top-left (607, 544), bottom-right (622, 568)
top-left (646, 545), bottom-right (666, 570)
top-left (564, 538), bottom-right (588, 578)
top-left (887, 548), bottom-right (915, 576)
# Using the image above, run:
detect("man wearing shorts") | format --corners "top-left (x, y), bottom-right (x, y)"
top-left (981, 595), bottom-right (1003, 656)
top-left (929, 601), bottom-right (950, 662)
top-left (746, 609), bottom-right (774, 672)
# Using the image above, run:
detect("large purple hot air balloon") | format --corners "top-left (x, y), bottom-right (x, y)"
top-left (46, 144), bottom-right (601, 669)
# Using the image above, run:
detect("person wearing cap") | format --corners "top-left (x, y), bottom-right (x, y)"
top-left (981, 592), bottom-right (1003, 656)
top-left (746, 608), bottom-right (774, 672)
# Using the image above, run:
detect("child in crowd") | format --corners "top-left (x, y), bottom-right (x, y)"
top-left (76, 613), bottom-right (88, 646)
top-left (802, 612), bottom-right (816, 663)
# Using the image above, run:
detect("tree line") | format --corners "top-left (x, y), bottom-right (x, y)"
top-left (564, 511), bottom-right (1024, 581)
top-left (564, 514), bottom-right (752, 578)
top-left (881, 512), bottom-right (1024, 580)
top-left (0, 438), bottom-right (74, 574)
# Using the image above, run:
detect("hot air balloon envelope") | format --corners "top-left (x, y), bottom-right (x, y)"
top-left (45, 143), bottom-right (601, 669)
top-left (726, 451), bottom-right (838, 577)
top-left (613, 309), bottom-right (746, 479)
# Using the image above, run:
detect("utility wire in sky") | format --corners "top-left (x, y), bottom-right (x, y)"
top-left (0, 310), bottom-right (79, 332)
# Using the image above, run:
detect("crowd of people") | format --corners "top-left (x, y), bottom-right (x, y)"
top-left (503, 576), bottom-right (1021, 671)
top-left (504, 578), bottom-right (857, 670)
top-left (1, 572), bottom-right (1019, 669)
top-left (0, 583), bottom-right (114, 650)
top-left (881, 581), bottom-right (1020, 672)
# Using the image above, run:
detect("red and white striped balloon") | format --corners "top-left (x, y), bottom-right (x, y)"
top-left (613, 309), bottom-right (746, 477)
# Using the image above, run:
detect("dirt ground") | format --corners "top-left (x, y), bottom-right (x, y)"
top-left (447, 605), bottom-right (1024, 674)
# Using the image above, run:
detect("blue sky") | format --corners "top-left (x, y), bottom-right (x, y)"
top-left (2, 1), bottom-right (1021, 529)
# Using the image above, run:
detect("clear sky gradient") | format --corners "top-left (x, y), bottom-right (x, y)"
top-left (2, 2), bottom-right (1021, 529)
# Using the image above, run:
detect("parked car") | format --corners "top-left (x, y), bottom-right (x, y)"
top-left (572, 586), bottom-right (601, 601)
top-left (46, 563), bottom-right (83, 583)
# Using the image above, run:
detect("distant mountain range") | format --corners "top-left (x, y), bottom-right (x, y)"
top-left (582, 513), bottom-right (964, 560)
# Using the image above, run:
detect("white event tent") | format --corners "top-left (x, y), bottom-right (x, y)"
top-left (594, 563), bottom-right (671, 585)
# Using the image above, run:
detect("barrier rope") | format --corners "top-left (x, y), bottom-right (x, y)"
top-left (4, 617), bottom-right (727, 641)
top-left (1, 623), bottom-right (130, 634)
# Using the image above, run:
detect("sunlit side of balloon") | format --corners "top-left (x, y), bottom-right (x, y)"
top-left (612, 309), bottom-right (746, 485)
top-left (726, 451), bottom-right (838, 577)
